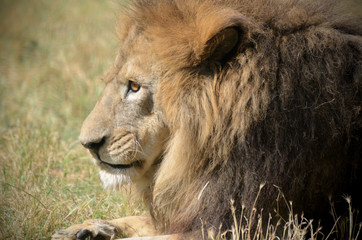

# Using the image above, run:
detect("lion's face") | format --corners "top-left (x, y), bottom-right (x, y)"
top-left (79, 39), bottom-right (168, 190)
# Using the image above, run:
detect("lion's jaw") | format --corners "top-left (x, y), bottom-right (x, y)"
top-left (93, 125), bottom-right (166, 190)
top-left (97, 156), bottom-right (162, 191)
top-left (79, 53), bottom-right (168, 191)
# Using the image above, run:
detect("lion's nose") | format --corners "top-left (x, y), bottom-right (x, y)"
top-left (80, 137), bottom-right (105, 152)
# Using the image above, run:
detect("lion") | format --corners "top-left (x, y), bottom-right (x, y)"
top-left (52, 0), bottom-right (362, 239)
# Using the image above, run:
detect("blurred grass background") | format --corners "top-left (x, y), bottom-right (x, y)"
top-left (0, 0), bottom-right (144, 239)
top-left (0, 0), bottom-right (361, 239)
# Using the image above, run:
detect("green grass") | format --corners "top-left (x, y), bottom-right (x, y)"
top-left (0, 1), bottom-right (361, 240)
top-left (0, 1), bottom-right (144, 239)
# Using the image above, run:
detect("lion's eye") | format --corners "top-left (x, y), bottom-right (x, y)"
top-left (128, 80), bottom-right (141, 93)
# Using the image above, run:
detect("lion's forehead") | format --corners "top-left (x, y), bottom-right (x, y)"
top-left (120, 57), bottom-right (149, 78)
top-left (116, 51), bottom-right (160, 87)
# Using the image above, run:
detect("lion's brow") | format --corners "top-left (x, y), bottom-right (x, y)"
top-left (101, 65), bottom-right (119, 84)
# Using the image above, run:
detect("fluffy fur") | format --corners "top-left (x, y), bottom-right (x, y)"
top-left (117, 0), bottom-right (362, 236)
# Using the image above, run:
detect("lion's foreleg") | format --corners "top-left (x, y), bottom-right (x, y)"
top-left (109, 216), bottom-right (158, 237)
top-left (119, 235), bottom-right (181, 240)
top-left (52, 216), bottom-right (158, 240)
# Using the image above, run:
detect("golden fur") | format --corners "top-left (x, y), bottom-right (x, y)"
top-left (53, 0), bottom-right (361, 239)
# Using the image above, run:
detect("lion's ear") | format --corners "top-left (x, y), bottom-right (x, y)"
top-left (195, 13), bottom-right (253, 67)
top-left (148, 9), bottom-right (251, 69)
top-left (202, 27), bottom-right (240, 64)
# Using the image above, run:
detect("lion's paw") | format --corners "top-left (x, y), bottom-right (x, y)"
top-left (52, 220), bottom-right (117, 240)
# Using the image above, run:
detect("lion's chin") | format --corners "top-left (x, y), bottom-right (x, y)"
top-left (99, 169), bottom-right (133, 191)
top-left (92, 155), bottom-right (147, 190)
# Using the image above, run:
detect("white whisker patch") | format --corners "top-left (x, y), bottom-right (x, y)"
top-left (100, 169), bottom-right (131, 191)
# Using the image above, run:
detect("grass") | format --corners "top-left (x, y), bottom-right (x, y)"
top-left (0, 1), bottom-right (361, 240)
top-left (0, 1), bottom-right (144, 239)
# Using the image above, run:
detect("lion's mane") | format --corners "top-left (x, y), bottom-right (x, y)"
top-left (119, 0), bottom-right (361, 235)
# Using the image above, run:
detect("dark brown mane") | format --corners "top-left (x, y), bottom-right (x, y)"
top-left (118, 0), bottom-right (361, 236)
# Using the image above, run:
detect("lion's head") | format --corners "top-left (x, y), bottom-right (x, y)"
top-left (80, 0), bottom-right (362, 236)
top-left (79, 36), bottom-right (169, 191)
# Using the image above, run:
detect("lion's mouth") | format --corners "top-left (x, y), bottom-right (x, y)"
top-left (96, 153), bottom-right (141, 169)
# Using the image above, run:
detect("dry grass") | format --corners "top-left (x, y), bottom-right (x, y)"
top-left (205, 186), bottom-right (361, 240)
top-left (0, 0), bottom-right (361, 240)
